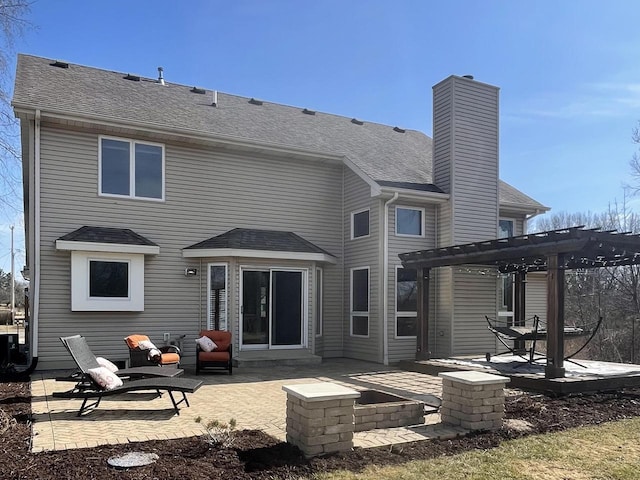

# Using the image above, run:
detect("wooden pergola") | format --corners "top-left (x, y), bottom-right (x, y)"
top-left (399, 226), bottom-right (640, 379)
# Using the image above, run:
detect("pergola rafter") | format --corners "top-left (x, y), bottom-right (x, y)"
top-left (399, 226), bottom-right (640, 379)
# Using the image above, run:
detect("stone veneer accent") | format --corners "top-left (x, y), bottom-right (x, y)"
top-left (282, 383), bottom-right (360, 458)
top-left (438, 371), bottom-right (510, 431)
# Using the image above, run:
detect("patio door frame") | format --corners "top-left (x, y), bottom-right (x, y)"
top-left (239, 265), bottom-right (308, 351)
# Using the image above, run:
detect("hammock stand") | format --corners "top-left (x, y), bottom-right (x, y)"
top-left (485, 314), bottom-right (603, 367)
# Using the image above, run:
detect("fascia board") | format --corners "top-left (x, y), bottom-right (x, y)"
top-left (182, 248), bottom-right (337, 264)
top-left (378, 187), bottom-right (449, 204)
top-left (56, 240), bottom-right (159, 255)
top-left (499, 202), bottom-right (550, 215)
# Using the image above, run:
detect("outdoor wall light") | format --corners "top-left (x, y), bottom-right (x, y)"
top-left (184, 268), bottom-right (198, 276)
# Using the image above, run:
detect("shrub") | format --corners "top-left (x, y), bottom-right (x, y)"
top-left (195, 417), bottom-right (237, 448)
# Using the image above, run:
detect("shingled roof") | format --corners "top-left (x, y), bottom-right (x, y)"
top-left (12, 54), bottom-right (546, 211)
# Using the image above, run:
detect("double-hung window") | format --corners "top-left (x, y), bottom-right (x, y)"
top-left (498, 219), bottom-right (515, 324)
top-left (396, 267), bottom-right (417, 337)
top-left (100, 136), bottom-right (165, 200)
top-left (396, 206), bottom-right (425, 237)
top-left (350, 267), bottom-right (369, 336)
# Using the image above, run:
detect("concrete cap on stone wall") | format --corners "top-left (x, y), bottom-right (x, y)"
top-left (282, 382), bottom-right (361, 402)
top-left (439, 371), bottom-right (510, 385)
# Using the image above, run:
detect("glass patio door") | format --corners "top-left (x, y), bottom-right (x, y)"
top-left (241, 268), bottom-right (305, 349)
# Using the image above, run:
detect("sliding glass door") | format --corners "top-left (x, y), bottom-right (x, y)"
top-left (241, 268), bottom-right (306, 349)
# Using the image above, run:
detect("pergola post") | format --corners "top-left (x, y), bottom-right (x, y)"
top-left (513, 271), bottom-right (526, 351)
top-left (545, 253), bottom-right (565, 378)
top-left (416, 267), bottom-right (431, 360)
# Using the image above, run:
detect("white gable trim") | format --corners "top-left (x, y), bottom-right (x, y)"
top-left (182, 248), bottom-right (336, 264)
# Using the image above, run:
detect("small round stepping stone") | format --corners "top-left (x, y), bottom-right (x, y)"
top-left (107, 452), bottom-right (159, 469)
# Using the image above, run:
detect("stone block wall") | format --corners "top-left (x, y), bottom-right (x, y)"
top-left (438, 371), bottom-right (509, 431)
top-left (282, 383), bottom-right (360, 458)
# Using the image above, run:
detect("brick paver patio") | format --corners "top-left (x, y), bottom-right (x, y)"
top-left (30, 359), bottom-right (465, 453)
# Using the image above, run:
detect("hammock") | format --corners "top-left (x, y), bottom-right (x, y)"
top-left (485, 314), bottom-right (603, 365)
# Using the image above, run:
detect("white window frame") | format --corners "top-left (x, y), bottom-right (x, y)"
top-left (207, 263), bottom-right (228, 331)
top-left (98, 135), bottom-right (166, 201)
top-left (351, 208), bottom-right (370, 240)
top-left (71, 251), bottom-right (145, 311)
top-left (350, 266), bottom-right (370, 337)
top-left (395, 206), bottom-right (425, 237)
top-left (395, 265), bottom-right (417, 339)
top-left (315, 267), bottom-right (323, 337)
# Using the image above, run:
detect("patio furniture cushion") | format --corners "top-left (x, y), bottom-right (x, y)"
top-left (125, 334), bottom-right (149, 350)
top-left (87, 366), bottom-right (123, 390)
top-left (198, 351), bottom-right (230, 362)
top-left (196, 335), bottom-right (217, 352)
top-left (159, 352), bottom-right (180, 364)
top-left (96, 356), bottom-right (118, 373)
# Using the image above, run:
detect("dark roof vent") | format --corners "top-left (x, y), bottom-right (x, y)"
top-left (462, 74), bottom-right (474, 80)
top-left (351, 118), bottom-right (364, 125)
top-left (248, 98), bottom-right (263, 106)
top-left (50, 60), bottom-right (69, 69)
top-left (124, 74), bottom-right (141, 82)
top-left (393, 126), bottom-right (406, 133)
top-left (191, 87), bottom-right (206, 94)
top-left (302, 108), bottom-right (316, 115)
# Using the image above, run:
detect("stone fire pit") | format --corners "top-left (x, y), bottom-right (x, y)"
top-left (354, 390), bottom-right (424, 432)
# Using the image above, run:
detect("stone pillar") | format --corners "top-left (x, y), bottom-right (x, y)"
top-left (439, 371), bottom-right (509, 431)
top-left (282, 383), bottom-right (360, 458)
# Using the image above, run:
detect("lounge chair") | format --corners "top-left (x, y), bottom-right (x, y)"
top-left (58, 335), bottom-right (183, 380)
top-left (54, 335), bottom-right (202, 416)
top-left (124, 334), bottom-right (181, 367)
top-left (53, 375), bottom-right (203, 416)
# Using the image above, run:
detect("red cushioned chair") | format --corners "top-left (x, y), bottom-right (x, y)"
top-left (196, 330), bottom-right (232, 375)
top-left (124, 334), bottom-right (181, 368)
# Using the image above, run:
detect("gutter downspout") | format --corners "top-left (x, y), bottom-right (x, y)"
top-left (382, 192), bottom-right (399, 365)
top-left (32, 110), bottom-right (41, 360)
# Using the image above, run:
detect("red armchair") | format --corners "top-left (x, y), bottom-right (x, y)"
top-left (196, 330), bottom-right (232, 375)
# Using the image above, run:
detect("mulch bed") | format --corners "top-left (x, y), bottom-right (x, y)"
top-left (2, 379), bottom-right (640, 479)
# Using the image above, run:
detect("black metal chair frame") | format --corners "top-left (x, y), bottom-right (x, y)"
top-left (485, 314), bottom-right (603, 367)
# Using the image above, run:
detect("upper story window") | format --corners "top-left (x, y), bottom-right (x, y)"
top-left (99, 136), bottom-right (165, 201)
top-left (499, 219), bottom-right (514, 238)
top-left (396, 206), bottom-right (425, 237)
top-left (351, 209), bottom-right (370, 239)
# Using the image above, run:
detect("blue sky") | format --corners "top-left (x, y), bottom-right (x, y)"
top-left (2, 0), bottom-right (640, 277)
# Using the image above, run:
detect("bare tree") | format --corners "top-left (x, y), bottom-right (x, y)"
top-left (0, 1), bottom-right (31, 219)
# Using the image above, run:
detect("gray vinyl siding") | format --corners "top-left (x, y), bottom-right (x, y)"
top-left (452, 270), bottom-right (498, 356)
top-left (36, 125), bottom-right (344, 369)
top-left (343, 168), bottom-right (380, 363)
top-left (432, 76), bottom-right (500, 357)
top-left (387, 204), bottom-right (436, 363)
top-left (526, 272), bottom-right (547, 324)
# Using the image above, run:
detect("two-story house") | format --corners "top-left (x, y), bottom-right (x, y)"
top-left (13, 54), bottom-right (548, 370)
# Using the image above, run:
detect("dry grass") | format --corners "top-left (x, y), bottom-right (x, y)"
top-left (314, 417), bottom-right (640, 480)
